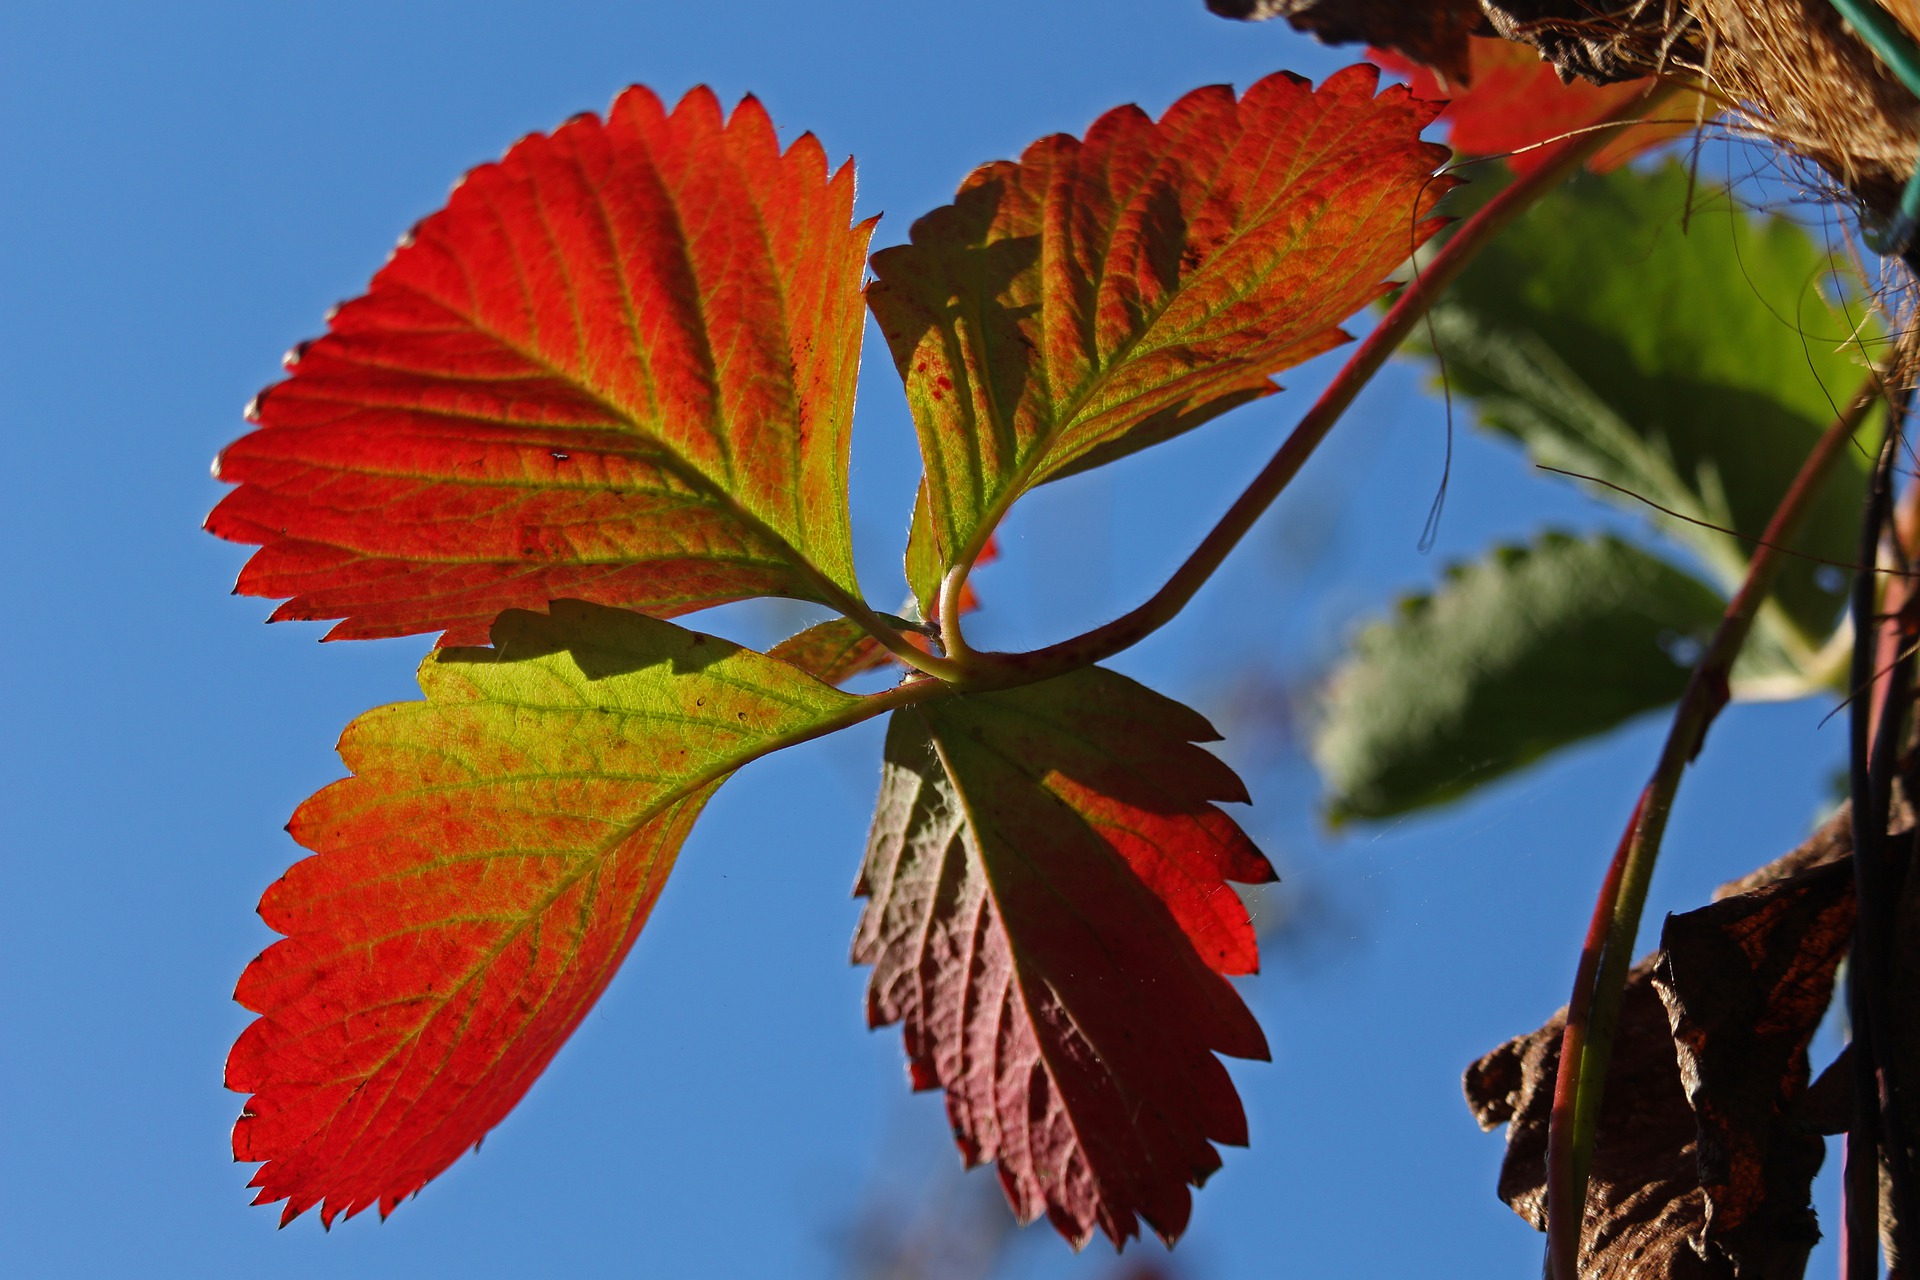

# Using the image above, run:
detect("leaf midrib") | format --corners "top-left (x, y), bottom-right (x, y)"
top-left (920, 712), bottom-right (1183, 1209)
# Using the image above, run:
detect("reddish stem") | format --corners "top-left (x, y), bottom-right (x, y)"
top-left (1546, 375), bottom-right (1882, 1280)
top-left (1544, 787), bottom-right (1647, 1275)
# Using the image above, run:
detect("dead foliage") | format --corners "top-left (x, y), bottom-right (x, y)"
top-left (1465, 811), bottom-right (1857, 1277)
top-left (1215, 0), bottom-right (1920, 233)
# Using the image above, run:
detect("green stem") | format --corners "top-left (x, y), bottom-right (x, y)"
top-left (953, 88), bottom-right (1671, 690)
top-left (858, 671), bottom-right (955, 717)
top-left (793, 670), bottom-right (956, 750)
top-left (936, 567), bottom-right (977, 667)
top-left (1544, 374), bottom-right (1881, 1280)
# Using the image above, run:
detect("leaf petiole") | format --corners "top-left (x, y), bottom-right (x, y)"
top-left (935, 567), bottom-right (977, 669)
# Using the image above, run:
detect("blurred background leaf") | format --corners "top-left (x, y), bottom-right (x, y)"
top-left (1314, 531), bottom-right (1724, 821)
top-left (1312, 163), bottom-right (1878, 824)
top-left (1428, 161), bottom-right (1874, 659)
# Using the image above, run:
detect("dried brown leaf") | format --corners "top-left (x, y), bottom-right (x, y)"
top-left (1203, 0), bottom-right (1484, 81)
top-left (1466, 815), bottom-right (1856, 1278)
top-left (1655, 857), bottom-right (1854, 1272)
top-left (1466, 956), bottom-right (1715, 1277)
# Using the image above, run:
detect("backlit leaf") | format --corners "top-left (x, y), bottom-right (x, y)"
top-left (1427, 161), bottom-right (1877, 655)
top-left (208, 87), bottom-right (873, 644)
top-left (902, 482), bottom-right (943, 620)
top-left (869, 65), bottom-right (1451, 601)
top-left (1315, 532), bottom-right (1725, 821)
top-left (855, 668), bottom-right (1275, 1248)
top-left (1372, 37), bottom-right (1694, 173)
top-left (227, 600), bottom-right (861, 1224)
top-left (768, 616), bottom-right (901, 686)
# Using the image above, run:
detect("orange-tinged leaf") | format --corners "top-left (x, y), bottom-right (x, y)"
top-left (868, 65), bottom-right (1451, 593)
top-left (903, 480), bottom-right (943, 620)
top-left (768, 616), bottom-right (902, 685)
top-left (208, 87), bottom-right (873, 644)
top-left (227, 601), bottom-right (861, 1225)
top-left (855, 668), bottom-right (1276, 1248)
top-left (1372, 38), bottom-right (1694, 174)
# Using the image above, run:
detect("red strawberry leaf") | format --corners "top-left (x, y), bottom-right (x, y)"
top-left (868, 65), bottom-right (1451, 606)
top-left (854, 667), bottom-right (1276, 1248)
top-left (208, 87), bottom-right (873, 645)
top-left (228, 601), bottom-right (862, 1225)
top-left (1372, 38), bottom-right (1693, 174)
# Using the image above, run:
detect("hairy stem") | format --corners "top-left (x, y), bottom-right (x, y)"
top-left (1544, 374), bottom-right (1882, 1280)
top-left (936, 567), bottom-right (977, 667)
top-left (956, 89), bottom-right (1672, 690)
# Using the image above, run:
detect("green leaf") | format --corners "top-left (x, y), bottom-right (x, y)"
top-left (1314, 532), bottom-right (1727, 821)
top-left (1427, 161), bottom-right (1875, 657)
top-left (903, 480), bottom-right (943, 621)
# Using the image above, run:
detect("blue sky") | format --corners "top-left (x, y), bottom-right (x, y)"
top-left (0, 2), bottom-right (1852, 1276)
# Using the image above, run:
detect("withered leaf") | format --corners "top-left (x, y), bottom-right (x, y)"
top-left (1466, 814), bottom-right (1855, 1278)
top-left (1654, 856), bottom-right (1854, 1271)
top-left (1213, 0), bottom-right (1689, 86)
top-left (1466, 956), bottom-right (1714, 1278)
top-left (1711, 810), bottom-right (1852, 902)
top-left (1478, 0), bottom-right (1685, 84)
top-left (1205, 0), bottom-right (1484, 81)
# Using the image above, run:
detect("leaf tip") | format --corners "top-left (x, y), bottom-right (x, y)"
top-left (602, 84), bottom-right (664, 138)
top-left (673, 83), bottom-right (726, 131)
top-left (1323, 60), bottom-right (1384, 98)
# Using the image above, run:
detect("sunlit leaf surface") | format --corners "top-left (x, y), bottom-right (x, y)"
top-left (856, 667), bottom-right (1275, 1247)
top-left (209, 87), bottom-right (872, 644)
top-left (228, 602), bottom-right (859, 1224)
top-left (869, 65), bottom-right (1451, 608)
top-left (1427, 162), bottom-right (1876, 651)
